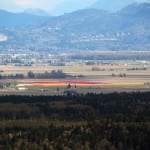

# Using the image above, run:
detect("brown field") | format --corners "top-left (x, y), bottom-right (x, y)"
top-left (0, 61), bottom-right (150, 94)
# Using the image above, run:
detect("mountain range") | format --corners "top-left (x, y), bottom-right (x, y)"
top-left (0, 2), bottom-right (149, 51)
top-left (90, 0), bottom-right (134, 12)
top-left (24, 8), bottom-right (50, 17)
top-left (0, 9), bottom-right (48, 27)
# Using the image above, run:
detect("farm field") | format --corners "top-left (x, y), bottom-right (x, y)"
top-left (0, 61), bottom-right (150, 76)
top-left (0, 60), bottom-right (150, 95)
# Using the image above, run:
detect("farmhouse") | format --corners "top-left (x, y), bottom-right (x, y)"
top-left (18, 87), bottom-right (28, 91)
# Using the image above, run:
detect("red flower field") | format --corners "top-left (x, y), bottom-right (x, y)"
top-left (17, 80), bottom-right (110, 87)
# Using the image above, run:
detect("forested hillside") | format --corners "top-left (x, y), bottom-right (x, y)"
top-left (0, 92), bottom-right (149, 149)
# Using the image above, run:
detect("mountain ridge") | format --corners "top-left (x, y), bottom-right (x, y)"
top-left (0, 9), bottom-right (49, 27)
top-left (24, 8), bottom-right (50, 17)
top-left (0, 3), bottom-right (149, 51)
top-left (90, 0), bottom-right (136, 12)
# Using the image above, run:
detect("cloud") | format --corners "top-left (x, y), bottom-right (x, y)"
top-left (0, 0), bottom-right (149, 14)
top-left (13, 0), bottom-right (31, 6)
top-left (0, 0), bottom-right (96, 14)
top-left (137, 0), bottom-right (150, 2)
top-left (0, 0), bottom-right (64, 12)
top-left (53, 0), bottom-right (97, 15)
top-left (12, 0), bottom-right (63, 8)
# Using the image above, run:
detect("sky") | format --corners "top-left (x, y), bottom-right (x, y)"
top-left (0, 0), bottom-right (149, 15)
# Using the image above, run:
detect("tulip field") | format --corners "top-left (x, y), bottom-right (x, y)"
top-left (0, 60), bottom-right (149, 95)
top-left (17, 80), bottom-right (110, 87)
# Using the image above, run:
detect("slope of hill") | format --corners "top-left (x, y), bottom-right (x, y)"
top-left (0, 3), bottom-right (149, 51)
top-left (24, 8), bottom-right (50, 17)
top-left (0, 9), bottom-right (49, 27)
top-left (119, 2), bottom-right (150, 16)
top-left (90, 0), bottom-right (135, 12)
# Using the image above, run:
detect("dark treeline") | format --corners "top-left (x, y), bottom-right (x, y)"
top-left (0, 92), bottom-right (150, 149)
top-left (0, 70), bottom-right (71, 80)
top-left (27, 70), bottom-right (71, 79)
top-left (0, 92), bottom-right (150, 121)
top-left (0, 73), bottom-right (24, 79)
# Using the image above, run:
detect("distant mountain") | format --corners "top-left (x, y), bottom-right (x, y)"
top-left (0, 3), bottom-right (149, 51)
top-left (24, 8), bottom-right (50, 17)
top-left (90, 0), bottom-right (135, 12)
top-left (43, 2), bottom-right (150, 33)
top-left (43, 9), bottom-right (114, 33)
top-left (30, 2), bottom-right (150, 50)
top-left (117, 2), bottom-right (150, 32)
top-left (0, 9), bottom-right (49, 27)
top-left (118, 2), bottom-right (150, 16)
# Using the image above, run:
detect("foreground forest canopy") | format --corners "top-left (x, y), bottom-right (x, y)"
top-left (0, 92), bottom-right (150, 150)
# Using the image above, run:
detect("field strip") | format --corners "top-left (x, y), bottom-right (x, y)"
top-left (16, 80), bottom-right (111, 87)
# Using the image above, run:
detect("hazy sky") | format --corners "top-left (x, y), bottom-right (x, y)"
top-left (0, 0), bottom-right (149, 15)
